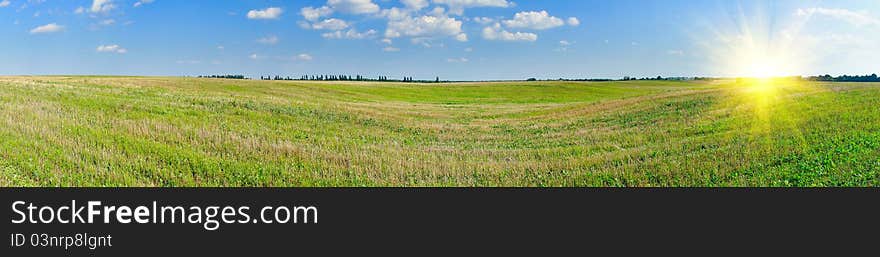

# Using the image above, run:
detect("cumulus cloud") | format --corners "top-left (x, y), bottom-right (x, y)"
top-left (328, 0), bottom-right (379, 14)
top-left (96, 44), bottom-right (127, 54)
top-left (0, 0), bottom-right (10, 8)
top-left (502, 11), bottom-right (564, 30)
top-left (432, 0), bottom-right (511, 15)
top-left (555, 40), bottom-right (574, 51)
top-left (322, 29), bottom-right (377, 39)
top-left (296, 54), bottom-right (313, 61)
top-left (385, 14), bottom-right (468, 42)
top-left (256, 35), bottom-right (279, 45)
top-left (410, 37), bottom-right (443, 47)
top-left (379, 7), bottom-right (412, 20)
top-left (567, 17), bottom-right (580, 26)
top-left (133, 0), bottom-right (154, 8)
top-left (796, 7), bottom-right (880, 26)
top-left (473, 17), bottom-right (494, 24)
top-left (446, 57), bottom-right (468, 63)
top-left (402, 0), bottom-right (429, 10)
top-left (310, 18), bottom-right (350, 30)
top-left (301, 6), bottom-right (333, 21)
top-left (29, 23), bottom-right (64, 34)
top-left (247, 7), bottom-right (282, 20)
top-left (383, 46), bottom-right (400, 52)
top-left (90, 0), bottom-right (116, 14)
top-left (482, 23), bottom-right (536, 41)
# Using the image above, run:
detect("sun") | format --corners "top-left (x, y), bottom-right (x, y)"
top-left (732, 50), bottom-right (797, 79)
top-left (697, 3), bottom-right (816, 80)
top-left (713, 35), bottom-right (801, 79)
top-left (745, 58), bottom-right (788, 79)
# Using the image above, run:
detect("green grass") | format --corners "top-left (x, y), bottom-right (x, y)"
top-left (0, 76), bottom-right (877, 186)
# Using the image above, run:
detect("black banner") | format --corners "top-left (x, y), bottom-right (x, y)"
top-left (1, 188), bottom-right (877, 255)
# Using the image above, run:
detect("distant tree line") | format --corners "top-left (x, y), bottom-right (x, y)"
top-left (628, 76), bottom-right (698, 81)
top-left (255, 74), bottom-right (448, 83)
top-left (528, 76), bottom-right (695, 82)
top-left (807, 74), bottom-right (880, 82)
top-left (198, 75), bottom-right (246, 79)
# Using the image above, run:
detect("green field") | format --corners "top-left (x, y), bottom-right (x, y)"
top-left (1, 76), bottom-right (878, 186)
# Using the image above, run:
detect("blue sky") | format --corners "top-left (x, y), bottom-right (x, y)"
top-left (1, 0), bottom-right (878, 80)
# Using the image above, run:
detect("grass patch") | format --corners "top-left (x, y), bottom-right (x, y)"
top-left (0, 77), bottom-right (877, 186)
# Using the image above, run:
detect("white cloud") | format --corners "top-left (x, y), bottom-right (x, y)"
top-left (310, 18), bottom-right (349, 30)
top-left (133, 0), bottom-right (154, 8)
top-left (502, 11), bottom-right (564, 30)
top-left (446, 57), bottom-right (468, 63)
top-left (796, 8), bottom-right (880, 26)
top-left (90, 0), bottom-right (116, 14)
top-left (96, 44), bottom-right (127, 54)
top-left (567, 17), bottom-right (580, 26)
top-left (296, 54), bottom-right (313, 61)
top-left (0, 1), bottom-right (10, 8)
top-left (301, 6), bottom-right (333, 21)
top-left (379, 7), bottom-right (413, 21)
top-left (432, 0), bottom-right (511, 15)
top-left (381, 38), bottom-right (393, 44)
top-left (297, 21), bottom-right (311, 29)
top-left (385, 14), bottom-right (467, 42)
top-left (98, 19), bottom-right (115, 25)
top-left (473, 17), bottom-right (494, 24)
top-left (249, 54), bottom-right (261, 60)
top-left (74, 7), bottom-right (86, 14)
top-left (411, 37), bottom-right (441, 48)
top-left (322, 29), bottom-right (377, 39)
top-left (256, 35), bottom-right (279, 45)
top-left (556, 40), bottom-right (574, 51)
top-left (328, 0), bottom-right (379, 14)
top-left (247, 7), bottom-right (282, 20)
top-left (482, 23), bottom-right (536, 41)
top-left (383, 46), bottom-right (400, 52)
top-left (402, 0), bottom-right (429, 10)
top-left (29, 23), bottom-right (63, 34)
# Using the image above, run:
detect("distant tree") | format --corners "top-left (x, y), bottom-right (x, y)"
top-left (807, 74), bottom-right (880, 82)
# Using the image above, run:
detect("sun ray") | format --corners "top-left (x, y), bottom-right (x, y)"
top-left (691, 2), bottom-right (830, 153)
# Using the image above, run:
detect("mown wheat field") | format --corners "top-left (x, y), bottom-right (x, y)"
top-left (0, 76), bottom-right (878, 186)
